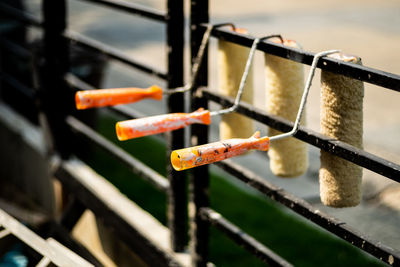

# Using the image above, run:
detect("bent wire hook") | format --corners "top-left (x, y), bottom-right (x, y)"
top-left (171, 49), bottom-right (340, 171)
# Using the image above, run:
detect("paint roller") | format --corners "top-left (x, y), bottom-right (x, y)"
top-left (218, 27), bottom-right (254, 139)
top-left (74, 23), bottom-right (220, 110)
top-left (115, 35), bottom-right (279, 141)
top-left (319, 53), bottom-right (364, 208)
top-left (171, 50), bottom-right (339, 171)
top-left (75, 86), bottom-right (163, 110)
top-left (265, 39), bottom-right (308, 178)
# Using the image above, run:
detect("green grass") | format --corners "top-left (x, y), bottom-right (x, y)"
top-left (78, 112), bottom-right (168, 224)
top-left (78, 112), bottom-right (385, 267)
top-left (209, 174), bottom-right (383, 266)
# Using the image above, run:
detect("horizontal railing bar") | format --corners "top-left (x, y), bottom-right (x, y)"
top-left (202, 88), bottom-right (400, 182)
top-left (64, 30), bottom-right (167, 80)
top-left (216, 159), bottom-right (400, 266)
top-left (0, 209), bottom-right (89, 266)
top-left (0, 2), bottom-right (42, 27)
top-left (65, 72), bottom-right (146, 120)
top-left (66, 116), bottom-right (169, 192)
top-left (109, 105), bottom-right (145, 120)
top-left (0, 229), bottom-right (11, 239)
top-left (199, 24), bottom-right (400, 92)
top-left (78, 0), bottom-right (167, 22)
top-left (0, 72), bottom-right (36, 99)
top-left (65, 73), bottom-right (95, 91)
top-left (199, 207), bottom-right (293, 267)
top-left (0, 37), bottom-right (32, 58)
top-left (54, 159), bottom-right (184, 267)
top-left (46, 221), bottom-right (104, 266)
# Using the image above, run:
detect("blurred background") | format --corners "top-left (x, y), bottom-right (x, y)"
top-left (3, 0), bottom-right (400, 266)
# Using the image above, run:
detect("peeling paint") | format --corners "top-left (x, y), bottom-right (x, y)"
top-left (171, 131), bottom-right (269, 171)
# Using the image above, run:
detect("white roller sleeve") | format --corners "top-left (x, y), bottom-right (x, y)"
top-left (218, 29), bottom-right (254, 140)
top-left (265, 40), bottom-right (308, 178)
top-left (320, 54), bottom-right (364, 208)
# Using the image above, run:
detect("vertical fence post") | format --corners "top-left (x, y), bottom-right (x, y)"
top-left (166, 0), bottom-right (187, 252)
top-left (190, 1), bottom-right (209, 266)
top-left (41, 0), bottom-right (71, 158)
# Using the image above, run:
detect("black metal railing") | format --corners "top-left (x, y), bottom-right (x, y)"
top-left (201, 88), bottom-right (400, 181)
top-left (0, 0), bottom-right (187, 262)
top-left (189, 19), bottom-right (400, 266)
top-left (0, 0), bottom-right (399, 266)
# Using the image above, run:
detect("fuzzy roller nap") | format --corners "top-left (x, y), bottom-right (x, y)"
top-left (264, 39), bottom-right (308, 177)
top-left (218, 28), bottom-right (254, 139)
top-left (320, 53), bottom-right (364, 208)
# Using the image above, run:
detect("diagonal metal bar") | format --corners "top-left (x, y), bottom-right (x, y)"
top-left (54, 158), bottom-right (188, 267)
top-left (78, 0), bottom-right (167, 21)
top-left (64, 30), bottom-right (167, 80)
top-left (0, 72), bottom-right (36, 99)
top-left (200, 24), bottom-right (400, 92)
top-left (36, 257), bottom-right (51, 267)
top-left (0, 228), bottom-right (11, 239)
top-left (66, 116), bottom-right (170, 192)
top-left (215, 159), bottom-right (400, 267)
top-left (200, 208), bottom-right (293, 267)
top-left (202, 88), bottom-right (400, 182)
top-left (0, 209), bottom-right (93, 266)
top-left (0, 37), bottom-right (32, 58)
top-left (0, 2), bottom-right (42, 27)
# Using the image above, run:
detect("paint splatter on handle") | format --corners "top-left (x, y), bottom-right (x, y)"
top-left (171, 131), bottom-right (269, 171)
top-left (75, 85), bottom-right (163, 110)
top-left (116, 108), bottom-right (211, 141)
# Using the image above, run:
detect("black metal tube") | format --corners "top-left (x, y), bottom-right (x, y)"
top-left (0, 2), bottom-right (42, 27)
top-left (4, 1), bottom-right (400, 266)
top-left (190, 1), bottom-right (210, 266)
top-left (44, 221), bottom-right (104, 266)
top-left (202, 89), bottom-right (400, 182)
top-left (200, 24), bottom-right (400, 92)
top-left (166, 0), bottom-right (188, 252)
top-left (200, 208), bottom-right (293, 267)
top-left (54, 161), bottom-right (182, 267)
top-left (215, 159), bottom-right (400, 266)
top-left (64, 30), bottom-right (167, 80)
top-left (0, 37), bottom-right (32, 59)
top-left (66, 116), bottom-right (170, 192)
top-left (0, 72), bottom-right (35, 99)
top-left (40, 0), bottom-right (72, 158)
top-left (78, 0), bottom-right (167, 22)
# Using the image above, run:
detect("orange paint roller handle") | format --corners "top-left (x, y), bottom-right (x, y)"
top-left (75, 85), bottom-right (163, 110)
top-left (116, 108), bottom-right (211, 141)
top-left (171, 131), bottom-right (269, 171)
